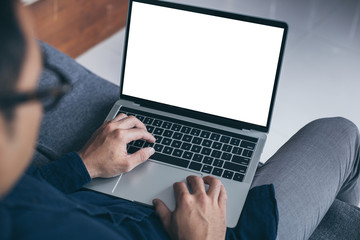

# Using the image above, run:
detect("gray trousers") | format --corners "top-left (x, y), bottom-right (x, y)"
top-left (252, 118), bottom-right (360, 240)
top-left (34, 42), bottom-right (360, 240)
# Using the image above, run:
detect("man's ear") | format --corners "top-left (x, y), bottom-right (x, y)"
top-left (0, 112), bottom-right (9, 149)
top-left (0, 110), bottom-right (15, 140)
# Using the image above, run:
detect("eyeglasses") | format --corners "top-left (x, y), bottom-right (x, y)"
top-left (0, 61), bottom-right (73, 112)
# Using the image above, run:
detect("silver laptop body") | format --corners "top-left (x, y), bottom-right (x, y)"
top-left (85, 0), bottom-right (287, 228)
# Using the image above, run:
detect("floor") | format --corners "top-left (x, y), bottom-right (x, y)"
top-left (29, 0), bottom-right (129, 58)
top-left (76, 0), bottom-right (360, 163)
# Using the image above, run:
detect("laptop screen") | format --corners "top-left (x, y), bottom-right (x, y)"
top-left (121, 0), bottom-right (286, 129)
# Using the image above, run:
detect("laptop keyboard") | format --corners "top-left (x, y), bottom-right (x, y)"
top-left (119, 107), bottom-right (258, 182)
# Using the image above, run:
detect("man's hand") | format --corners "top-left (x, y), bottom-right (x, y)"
top-left (78, 113), bottom-right (155, 179)
top-left (153, 175), bottom-right (227, 240)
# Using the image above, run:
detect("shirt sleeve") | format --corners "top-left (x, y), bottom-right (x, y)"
top-left (26, 152), bottom-right (91, 193)
top-left (225, 184), bottom-right (279, 240)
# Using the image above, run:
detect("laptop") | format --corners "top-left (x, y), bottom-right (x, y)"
top-left (85, 0), bottom-right (287, 227)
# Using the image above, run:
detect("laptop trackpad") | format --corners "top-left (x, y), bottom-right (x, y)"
top-left (114, 160), bottom-right (201, 211)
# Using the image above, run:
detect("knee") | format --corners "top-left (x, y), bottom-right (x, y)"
top-left (307, 117), bottom-right (359, 143)
top-left (309, 117), bottom-right (358, 131)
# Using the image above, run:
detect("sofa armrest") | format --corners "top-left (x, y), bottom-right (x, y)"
top-left (309, 199), bottom-right (360, 240)
top-left (32, 41), bottom-right (120, 167)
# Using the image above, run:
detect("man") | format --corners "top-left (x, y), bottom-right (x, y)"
top-left (0, 1), bottom-right (250, 239)
top-left (1, 1), bottom-right (360, 239)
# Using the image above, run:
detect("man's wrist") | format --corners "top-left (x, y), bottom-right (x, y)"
top-left (77, 152), bottom-right (99, 179)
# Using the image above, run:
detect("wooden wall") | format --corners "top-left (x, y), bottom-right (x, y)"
top-left (28, 0), bottom-right (128, 58)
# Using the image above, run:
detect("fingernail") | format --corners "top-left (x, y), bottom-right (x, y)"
top-left (149, 147), bottom-right (155, 155)
top-left (152, 199), bottom-right (157, 205)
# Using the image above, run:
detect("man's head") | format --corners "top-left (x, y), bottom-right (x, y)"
top-left (0, 0), bottom-right (43, 197)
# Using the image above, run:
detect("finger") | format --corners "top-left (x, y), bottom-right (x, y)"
top-left (186, 175), bottom-right (205, 194)
top-left (153, 199), bottom-right (172, 234)
top-left (126, 147), bottom-right (155, 171)
top-left (218, 184), bottom-right (227, 208)
top-left (114, 115), bottom-right (147, 130)
top-left (100, 120), bottom-right (112, 130)
top-left (113, 113), bottom-right (128, 122)
top-left (203, 176), bottom-right (222, 199)
top-left (122, 128), bottom-right (155, 144)
top-left (173, 181), bottom-right (190, 204)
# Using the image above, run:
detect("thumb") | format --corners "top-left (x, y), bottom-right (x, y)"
top-left (127, 147), bottom-right (155, 169)
top-left (153, 198), bottom-right (171, 233)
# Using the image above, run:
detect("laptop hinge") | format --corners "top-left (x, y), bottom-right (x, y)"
top-left (243, 128), bottom-right (263, 134)
top-left (132, 102), bottom-right (141, 107)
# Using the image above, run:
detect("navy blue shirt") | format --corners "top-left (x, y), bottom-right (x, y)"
top-left (0, 152), bottom-right (278, 239)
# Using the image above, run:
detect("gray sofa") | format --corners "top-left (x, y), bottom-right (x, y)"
top-left (32, 42), bottom-right (360, 240)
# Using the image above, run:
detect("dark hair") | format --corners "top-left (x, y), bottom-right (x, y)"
top-left (0, 0), bottom-right (27, 121)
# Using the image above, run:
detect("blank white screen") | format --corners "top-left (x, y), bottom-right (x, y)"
top-left (122, 2), bottom-right (284, 127)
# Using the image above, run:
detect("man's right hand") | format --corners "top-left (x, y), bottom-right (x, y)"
top-left (153, 175), bottom-right (227, 240)
top-left (78, 113), bottom-right (155, 179)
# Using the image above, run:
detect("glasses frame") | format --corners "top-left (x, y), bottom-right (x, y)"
top-left (0, 62), bottom-right (73, 112)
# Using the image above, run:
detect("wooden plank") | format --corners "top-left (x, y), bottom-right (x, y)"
top-left (28, 0), bottom-right (128, 58)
